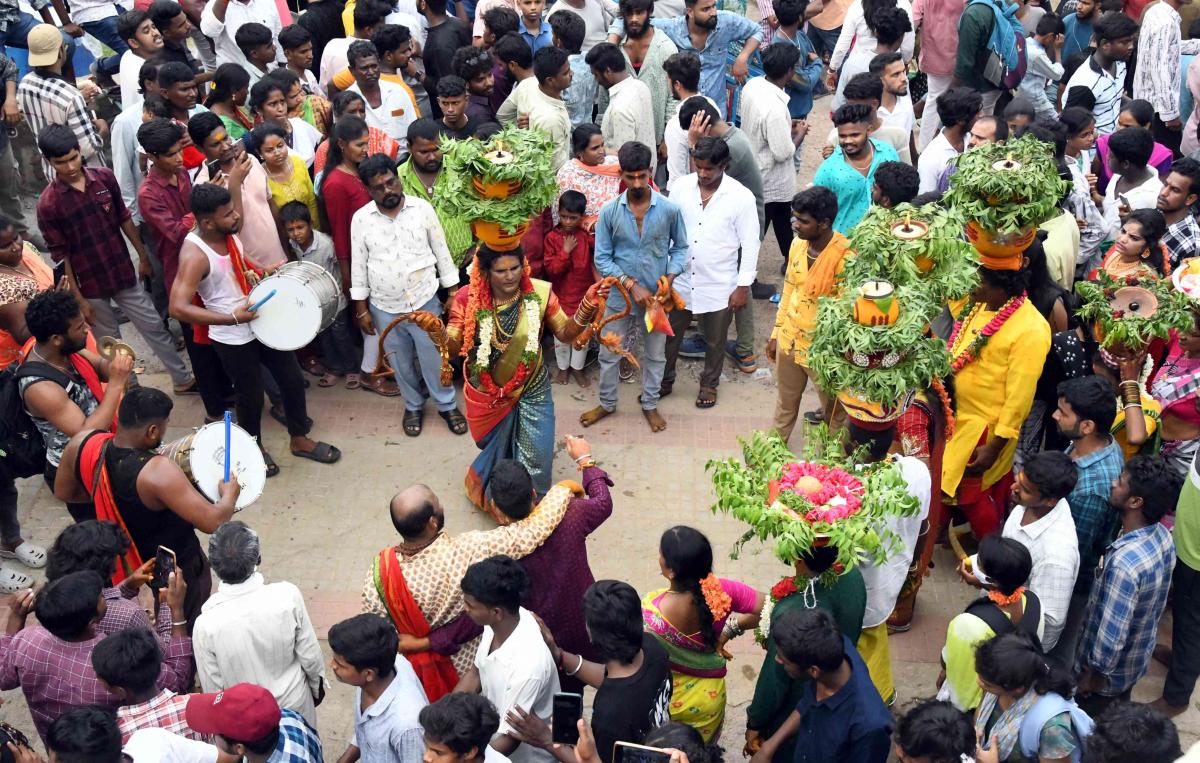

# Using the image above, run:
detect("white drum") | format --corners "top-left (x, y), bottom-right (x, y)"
top-left (159, 422), bottom-right (266, 511)
top-left (247, 261), bottom-right (341, 351)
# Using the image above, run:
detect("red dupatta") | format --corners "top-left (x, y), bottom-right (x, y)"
top-left (77, 432), bottom-right (144, 584)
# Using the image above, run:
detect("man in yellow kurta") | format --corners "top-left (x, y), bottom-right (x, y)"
top-left (768, 187), bottom-right (853, 443)
top-left (942, 267), bottom-right (1051, 537)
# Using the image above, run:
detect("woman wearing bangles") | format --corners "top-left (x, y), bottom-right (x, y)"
top-left (1148, 314), bottom-right (1200, 477)
top-left (446, 244), bottom-right (612, 514)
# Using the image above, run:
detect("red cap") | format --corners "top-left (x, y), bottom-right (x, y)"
top-left (185, 684), bottom-right (282, 740)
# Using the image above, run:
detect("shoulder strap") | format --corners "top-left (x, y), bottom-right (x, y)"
top-left (964, 597), bottom-right (1018, 636)
top-left (14, 360), bottom-right (72, 389)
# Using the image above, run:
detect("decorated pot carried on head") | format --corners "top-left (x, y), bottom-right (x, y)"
top-left (943, 135), bottom-right (1071, 271)
top-left (1077, 270), bottom-right (1193, 361)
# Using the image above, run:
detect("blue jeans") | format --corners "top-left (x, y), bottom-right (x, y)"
top-left (80, 7), bottom-right (128, 77)
top-left (1, 12), bottom-right (77, 67)
top-left (369, 296), bottom-right (457, 413)
top-left (597, 302), bottom-right (667, 412)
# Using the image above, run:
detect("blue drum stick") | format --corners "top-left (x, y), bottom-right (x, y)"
top-left (249, 289), bottom-right (277, 312)
top-left (223, 411), bottom-right (231, 483)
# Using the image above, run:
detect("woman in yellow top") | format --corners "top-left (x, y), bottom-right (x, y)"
top-left (249, 123), bottom-right (321, 232)
top-left (943, 265), bottom-right (1051, 538)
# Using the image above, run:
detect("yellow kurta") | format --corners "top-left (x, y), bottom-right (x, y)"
top-left (771, 232), bottom-right (852, 365)
top-left (942, 299), bottom-right (1051, 497)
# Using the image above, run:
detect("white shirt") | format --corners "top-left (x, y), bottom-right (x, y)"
top-left (351, 655), bottom-right (429, 763)
top-left (672, 173), bottom-right (759, 313)
top-left (71, 0), bottom-right (119, 23)
top-left (859, 456), bottom-right (930, 628)
top-left (1002, 498), bottom-right (1080, 650)
top-left (602, 77), bottom-right (658, 172)
top-left (1102, 172), bottom-right (1163, 241)
top-left (319, 36), bottom-right (357, 91)
top-left (878, 94), bottom-right (915, 135)
top-left (192, 573), bottom-right (327, 729)
top-left (497, 77), bottom-right (573, 171)
top-left (665, 94), bottom-right (717, 191)
top-left (1134, 1), bottom-right (1200, 122)
top-left (1065, 56), bottom-right (1127, 135)
top-left (547, 0), bottom-right (618, 53)
top-left (738, 77), bottom-right (796, 204)
top-left (124, 728), bottom-right (220, 763)
top-left (477, 608), bottom-right (560, 763)
top-left (200, 0), bottom-right (284, 68)
top-left (830, 0), bottom-right (915, 71)
top-left (187, 233), bottom-right (256, 345)
top-left (287, 117), bottom-right (324, 167)
top-left (348, 80), bottom-right (419, 150)
top-left (349, 196), bottom-right (459, 314)
top-left (119, 50), bottom-right (149, 111)
top-left (917, 131), bottom-right (958, 194)
top-left (112, 102), bottom-right (146, 223)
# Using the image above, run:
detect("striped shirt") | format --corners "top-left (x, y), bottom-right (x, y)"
top-left (1065, 55), bottom-right (1126, 135)
top-left (17, 71), bottom-right (105, 179)
top-left (1076, 523), bottom-right (1175, 695)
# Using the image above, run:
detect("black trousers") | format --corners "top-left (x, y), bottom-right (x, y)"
top-left (1153, 114), bottom-right (1184, 158)
top-left (180, 323), bottom-right (233, 419)
top-left (1164, 559), bottom-right (1200, 706)
top-left (211, 340), bottom-right (309, 440)
top-left (765, 201), bottom-right (795, 268)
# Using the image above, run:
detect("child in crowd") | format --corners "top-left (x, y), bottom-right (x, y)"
top-left (279, 23), bottom-right (323, 96)
top-left (280, 202), bottom-right (358, 387)
top-left (235, 22), bottom-right (277, 88)
top-left (544, 190), bottom-right (595, 387)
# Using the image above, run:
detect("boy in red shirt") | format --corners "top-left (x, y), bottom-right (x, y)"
top-left (544, 190), bottom-right (595, 386)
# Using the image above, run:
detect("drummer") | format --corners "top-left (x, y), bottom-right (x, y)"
top-left (55, 387), bottom-right (239, 629)
top-left (169, 183), bottom-right (342, 475)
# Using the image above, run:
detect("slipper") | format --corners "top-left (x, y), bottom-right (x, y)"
top-left (439, 409), bottom-right (468, 435)
top-left (292, 442), bottom-right (341, 463)
top-left (345, 372), bottom-right (362, 390)
top-left (403, 409), bottom-right (423, 437)
top-left (269, 406), bottom-right (313, 434)
top-left (0, 566), bottom-right (31, 594)
top-left (0, 541), bottom-right (46, 569)
top-left (262, 450), bottom-right (279, 478)
top-left (361, 375), bottom-right (401, 397)
top-left (317, 372), bottom-right (338, 388)
top-left (696, 387), bottom-right (717, 409)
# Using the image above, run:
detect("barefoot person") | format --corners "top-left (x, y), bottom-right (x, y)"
top-left (582, 141), bottom-right (687, 433)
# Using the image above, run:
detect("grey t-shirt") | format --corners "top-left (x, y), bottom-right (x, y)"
top-left (720, 125), bottom-right (767, 233)
top-left (18, 364), bottom-right (99, 468)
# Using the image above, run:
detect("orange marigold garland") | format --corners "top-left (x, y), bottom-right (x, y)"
top-left (700, 573), bottom-right (732, 622)
top-left (931, 377), bottom-right (955, 439)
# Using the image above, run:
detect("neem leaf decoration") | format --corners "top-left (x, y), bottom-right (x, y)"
top-left (942, 134), bottom-right (1072, 233)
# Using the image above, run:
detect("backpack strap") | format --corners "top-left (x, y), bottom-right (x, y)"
top-left (13, 360), bottom-right (73, 391)
top-left (964, 597), bottom-right (1018, 636)
top-left (1018, 693), bottom-right (1094, 763)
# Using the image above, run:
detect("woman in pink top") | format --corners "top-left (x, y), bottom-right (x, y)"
top-left (1094, 101), bottom-right (1175, 194)
top-left (1151, 323), bottom-right (1200, 476)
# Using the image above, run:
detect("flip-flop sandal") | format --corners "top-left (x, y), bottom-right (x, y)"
top-left (262, 450), bottom-right (279, 478)
top-left (301, 356), bottom-right (328, 377)
top-left (345, 373), bottom-right (362, 390)
top-left (317, 372), bottom-right (339, 388)
top-left (403, 409), bottom-right (423, 437)
top-left (696, 387), bottom-right (718, 409)
top-left (291, 442), bottom-right (341, 464)
top-left (439, 409), bottom-right (468, 435)
top-left (0, 541), bottom-right (46, 569)
top-left (0, 566), bottom-right (32, 594)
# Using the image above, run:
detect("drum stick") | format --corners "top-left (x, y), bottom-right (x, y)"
top-left (223, 411), bottom-right (231, 484)
top-left (249, 289), bottom-right (277, 312)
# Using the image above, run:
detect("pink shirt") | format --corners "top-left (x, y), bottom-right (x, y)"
top-left (194, 157), bottom-right (287, 269)
top-left (911, 0), bottom-right (964, 77)
top-left (473, 0), bottom-right (516, 37)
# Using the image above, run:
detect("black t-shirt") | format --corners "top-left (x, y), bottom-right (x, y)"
top-left (298, 0), bottom-right (348, 73)
top-left (440, 115), bottom-right (481, 140)
top-left (591, 633), bottom-right (673, 763)
top-left (423, 17), bottom-right (472, 116)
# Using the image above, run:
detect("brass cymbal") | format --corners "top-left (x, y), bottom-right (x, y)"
top-left (98, 336), bottom-right (136, 361)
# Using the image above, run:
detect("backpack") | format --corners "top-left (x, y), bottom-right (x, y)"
top-left (0, 361), bottom-right (70, 480)
top-left (963, 0), bottom-right (1028, 90)
top-left (964, 590), bottom-right (1043, 647)
top-left (1018, 693), bottom-right (1094, 762)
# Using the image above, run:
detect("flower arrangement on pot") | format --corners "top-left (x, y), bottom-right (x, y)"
top-left (707, 427), bottom-right (921, 589)
top-left (1077, 270), bottom-right (1193, 357)
top-left (440, 125), bottom-right (559, 250)
top-left (943, 135), bottom-right (1071, 263)
top-left (843, 203), bottom-right (979, 303)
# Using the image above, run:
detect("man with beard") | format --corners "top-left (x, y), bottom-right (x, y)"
top-left (589, 43), bottom-right (657, 172)
top-left (351, 154), bottom-right (468, 437)
top-left (869, 52), bottom-right (913, 138)
top-left (662, 138), bottom-right (759, 409)
top-left (1157, 158), bottom-right (1200, 269)
top-left (398, 119), bottom-right (475, 270)
top-left (452, 45), bottom-right (498, 123)
top-left (813, 103), bottom-right (899, 233)
top-left (346, 40), bottom-right (420, 151)
top-left (55, 387), bottom-right (239, 628)
top-left (614, 0), bottom-right (678, 159)
top-left (18, 290), bottom-right (134, 522)
top-left (170, 183), bottom-right (341, 474)
top-left (1047, 375), bottom-right (1124, 666)
top-left (582, 141), bottom-right (687, 433)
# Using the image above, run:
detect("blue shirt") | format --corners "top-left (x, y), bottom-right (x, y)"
top-left (773, 28), bottom-right (824, 119)
top-left (1062, 12), bottom-right (1094, 64)
top-left (812, 138), bottom-right (900, 233)
top-left (1076, 523), bottom-right (1175, 694)
top-left (563, 51), bottom-right (598, 127)
top-left (1065, 438), bottom-right (1124, 595)
top-left (1182, 52), bottom-right (1196, 125)
top-left (269, 709), bottom-right (324, 763)
top-left (521, 19), bottom-right (553, 54)
top-left (648, 12), bottom-right (763, 119)
top-left (594, 188), bottom-right (688, 310)
top-left (792, 636), bottom-right (892, 763)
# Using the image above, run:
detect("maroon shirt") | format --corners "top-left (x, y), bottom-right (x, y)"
top-left (137, 167), bottom-right (195, 292)
top-left (36, 168), bottom-right (135, 298)
top-left (543, 226), bottom-right (595, 314)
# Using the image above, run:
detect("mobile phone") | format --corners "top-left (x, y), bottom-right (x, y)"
top-left (551, 692), bottom-right (583, 745)
top-left (614, 742), bottom-right (673, 763)
top-left (1118, 193), bottom-right (1131, 209)
top-left (153, 545), bottom-right (177, 588)
top-left (206, 158), bottom-right (222, 179)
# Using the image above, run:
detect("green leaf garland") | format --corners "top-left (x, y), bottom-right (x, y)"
top-left (1076, 270), bottom-right (1194, 351)
top-left (943, 135), bottom-right (1071, 233)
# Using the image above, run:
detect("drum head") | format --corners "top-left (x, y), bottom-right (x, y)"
top-left (248, 271), bottom-right (328, 351)
top-left (186, 422), bottom-right (266, 510)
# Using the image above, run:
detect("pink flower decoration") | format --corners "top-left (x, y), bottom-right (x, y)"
top-left (774, 462), bottom-right (865, 524)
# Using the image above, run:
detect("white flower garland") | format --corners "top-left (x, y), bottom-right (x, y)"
top-left (755, 596), bottom-right (775, 645)
top-left (473, 295), bottom-right (542, 371)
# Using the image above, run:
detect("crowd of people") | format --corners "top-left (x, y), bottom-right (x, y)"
top-left (2, 0), bottom-right (1200, 757)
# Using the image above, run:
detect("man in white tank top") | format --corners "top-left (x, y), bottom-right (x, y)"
top-left (168, 182), bottom-right (342, 475)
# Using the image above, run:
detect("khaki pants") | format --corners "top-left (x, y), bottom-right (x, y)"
top-left (773, 350), bottom-right (838, 443)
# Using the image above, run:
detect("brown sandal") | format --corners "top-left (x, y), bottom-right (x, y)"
top-left (361, 374), bottom-right (401, 397)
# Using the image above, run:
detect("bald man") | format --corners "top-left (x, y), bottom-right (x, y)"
top-left (361, 478), bottom-right (577, 701)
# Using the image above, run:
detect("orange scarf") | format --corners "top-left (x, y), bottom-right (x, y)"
top-left (803, 237), bottom-right (850, 297)
top-left (373, 548), bottom-right (459, 701)
top-left (192, 235), bottom-right (261, 345)
top-left (77, 432), bottom-right (144, 584)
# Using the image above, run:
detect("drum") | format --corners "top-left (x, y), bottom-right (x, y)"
top-left (247, 261), bottom-right (341, 351)
top-left (159, 422), bottom-right (266, 511)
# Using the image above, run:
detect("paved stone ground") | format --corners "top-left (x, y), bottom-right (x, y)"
top-left (1, 95), bottom-right (1197, 759)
